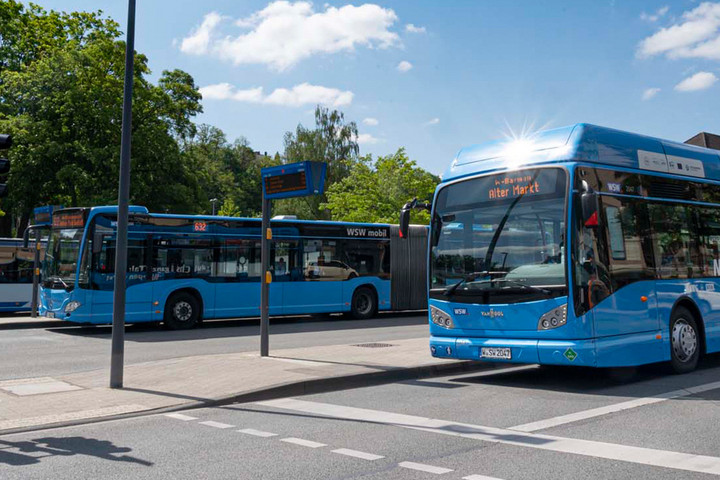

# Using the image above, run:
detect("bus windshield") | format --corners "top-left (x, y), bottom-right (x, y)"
top-left (430, 167), bottom-right (568, 304)
top-left (43, 227), bottom-right (84, 290)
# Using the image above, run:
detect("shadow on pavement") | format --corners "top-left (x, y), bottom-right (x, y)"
top-left (447, 352), bottom-right (720, 400)
top-left (44, 311), bottom-right (427, 343)
top-left (0, 437), bottom-right (152, 467)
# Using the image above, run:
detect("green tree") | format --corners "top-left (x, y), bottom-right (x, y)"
top-left (322, 148), bottom-right (439, 224)
top-left (277, 105), bottom-right (359, 219)
top-left (0, 34), bottom-right (202, 232)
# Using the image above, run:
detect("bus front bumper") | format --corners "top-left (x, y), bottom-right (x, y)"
top-left (430, 335), bottom-right (597, 367)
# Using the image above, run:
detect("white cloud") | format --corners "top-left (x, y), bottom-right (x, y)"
top-left (424, 118), bottom-right (440, 126)
top-left (180, 12), bottom-right (223, 55)
top-left (356, 133), bottom-right (380, 145)
top-left (362, 117), bottom-right (379, 126)
top-left (397, 60), bottom-right (413, 72)
top-left (200, 82), bottom-right (354, 107)
top-left (640, 6), bottom-right (669, 23)
top-left (405, 23), bottom-right (426, 33)
top-left (642, 87), bottom-right (661, 100)
top-left (637, 2), bottom-right (720, 60)
top-left (180, 2), bottom-right (400, 71)
top-left (674, 71), bottom-right (718, 91)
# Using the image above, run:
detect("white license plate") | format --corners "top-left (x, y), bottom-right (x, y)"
top-left (481, 347), bottom-right (511, 360)
top-left (45, 311), bottom-right (55, 318)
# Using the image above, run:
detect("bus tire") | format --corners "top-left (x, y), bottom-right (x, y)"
top-left (670, 306), bottom-right (700, 374)
top-left (164, 292), bottom-right (200, 330)
top-left (351, 287), bottom-right (376, 320)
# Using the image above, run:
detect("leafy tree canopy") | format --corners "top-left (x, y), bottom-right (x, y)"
top-left (322, 148), bottom-right (439, 224)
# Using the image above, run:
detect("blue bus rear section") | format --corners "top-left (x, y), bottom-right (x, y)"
top-left (428, 124), bottom-right (720, 371)
top-left (39, 207), bottom-right (427, 326)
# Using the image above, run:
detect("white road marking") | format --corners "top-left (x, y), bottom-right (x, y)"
top-left (280, 437), bottom-right (327, 448)
top-left (164, 413), bottom-right (197, 421)
top-left (510, 379), bottom-right (720, 432)
top-left (331, 448), bottom-right (384, 460)
top-left (259, 398), bottom-right (720, 476)
top-left (198, 421), bottom-right (234, 429)
top-left (399, 461), bottom-right (453, 474)
top-left (463, 475), bottom-right (505, 480)
top-left (237, 428), bottom-right (278, 438)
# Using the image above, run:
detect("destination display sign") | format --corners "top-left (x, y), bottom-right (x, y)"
top-left (261, 161), bottom-right (326, 200)
top-left (52, 210), bottom-right (86, 228)
top-left (264, 170), bottom-right (307, 196)
top-left (442, 168), bottom-right (563, 208)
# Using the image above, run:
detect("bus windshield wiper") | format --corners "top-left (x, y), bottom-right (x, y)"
top-left (493, 279), bottom-right (551, 295)
top-left (442, 271), bottom-right (506, 296)
top-left (48, 276), bottom-right (69, 290)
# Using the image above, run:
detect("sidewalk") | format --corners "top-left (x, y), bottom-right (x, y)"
top-left (0, 337), bottom-right (481, 435)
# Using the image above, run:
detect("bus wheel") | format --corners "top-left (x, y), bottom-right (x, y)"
top-left (670, 307), bottom-right (700, 374)
top-left (164, 292), bottom-right (200, 330)
top-left (351, 287), bottom-right (376, 320)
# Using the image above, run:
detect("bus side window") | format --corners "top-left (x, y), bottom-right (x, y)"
top-left (649, 203), bottom-right (702, 279)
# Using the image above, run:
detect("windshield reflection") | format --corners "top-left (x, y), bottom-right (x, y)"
top-left (42, 228), bottom-right (83, 290)
top-left (430, 168), bottom-right (568, 304)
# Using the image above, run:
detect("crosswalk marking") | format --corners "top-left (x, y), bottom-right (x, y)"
top-left (280, 437), bottom-right (326, 448)
top-left (237, 428), bottom-right (278, 438)
top-left (198, 421), bottom-right (235, 429)
top-left (258, 397), bottom-right (720, 476)
top-left (331, 448), bottom-right (384, 460)
top-left (164, 413), bottom-right (197, 421)
top-left (399, 461), bottom-right (453, 474)
top-left (463, 475), bottom-right (505, 480)
top-left (509, 379), bottom-right (720, 432)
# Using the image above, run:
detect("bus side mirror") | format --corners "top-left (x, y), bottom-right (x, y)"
top-left (399, 204), bottom-right (412, 239)
top-left (581, 191), bottom-right (599, 228)
top-left (399, 198), bottom-right (431, 239)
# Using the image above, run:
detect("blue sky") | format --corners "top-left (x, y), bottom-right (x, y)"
top-left (32, 1), bottom-right (720, 175)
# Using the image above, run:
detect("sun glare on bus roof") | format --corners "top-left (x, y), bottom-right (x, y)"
top-left (501, 138), bottom-right (536, 165)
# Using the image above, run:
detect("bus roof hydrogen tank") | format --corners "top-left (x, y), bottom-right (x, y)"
top-left (416, 124), bottom-right (720, 373)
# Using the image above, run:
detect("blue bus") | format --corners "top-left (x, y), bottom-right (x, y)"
top-left (402, 124), bottom-right (720, 373)
top-left (39, 206), bottom-right (427, 328)
top-left (0, 238), bottom-right (37, 312)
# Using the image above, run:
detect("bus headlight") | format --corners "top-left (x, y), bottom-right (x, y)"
top-left (538, 304), bottom-right (567, 330)
top-left (430, 305), bottom-right (454, 328)
top-left (64, 301), bottom-right (82, 313)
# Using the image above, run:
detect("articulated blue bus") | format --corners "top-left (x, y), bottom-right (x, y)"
top-left (402, 124), bottom-right (720, 373)
top-left (39, 207), bottom-right (427, 328)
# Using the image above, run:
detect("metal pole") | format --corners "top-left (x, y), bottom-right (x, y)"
top-left (31, 229), bottom-right (40, 318)
top-left (110, 0), bottom-right (136, 389)
top-left (210, 198), bottom-right (218, 215)
top-left (260, 195), bottom-right (271, 357)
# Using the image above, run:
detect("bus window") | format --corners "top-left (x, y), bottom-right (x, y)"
top-left (649, 204), bottom-right (702, 279)
top-left (602, 197), bottom-right (654, 290)
top-left (214, 239), bottom-right (261, 282)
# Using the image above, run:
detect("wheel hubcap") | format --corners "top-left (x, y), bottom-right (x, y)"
top-left (174, 301), bottom-right (192, 322)
top-left (356, 294), bottom-right (371, 315)
top-left (672, 318), bottom-right (697, 362)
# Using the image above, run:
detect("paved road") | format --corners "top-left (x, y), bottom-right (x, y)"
top-left (4, 356), bottom-right (720, 479)
top-left (0, 313), bottom-right (428, 380)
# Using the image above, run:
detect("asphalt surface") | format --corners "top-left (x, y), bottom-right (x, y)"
top-left (0, 312), bottom-right (428, 380)
top-left (4, 356), bottom-right (720, 479)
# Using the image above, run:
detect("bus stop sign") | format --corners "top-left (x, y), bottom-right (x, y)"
top-left (261, 161), bottom-right (326, 199)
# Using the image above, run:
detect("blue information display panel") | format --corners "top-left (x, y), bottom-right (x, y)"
top-left (261, 161), bottom-right (326, 199)
top-left (33, 205), bottom-right (63, 226)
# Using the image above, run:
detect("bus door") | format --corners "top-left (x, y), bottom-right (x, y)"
top-left (90, 224), bottom-right (153, 323)
top-left (213, 238), bottom-right (283, 318)
top-left (283, 239), bottom-right (344, 314)
top-left (591, 197), bottom-right (659, 338)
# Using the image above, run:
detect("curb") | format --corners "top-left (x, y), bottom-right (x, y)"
top-left (0, 360), bottom-right (493, 437)
top-left (0, 320), bottom-right (67, 330)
